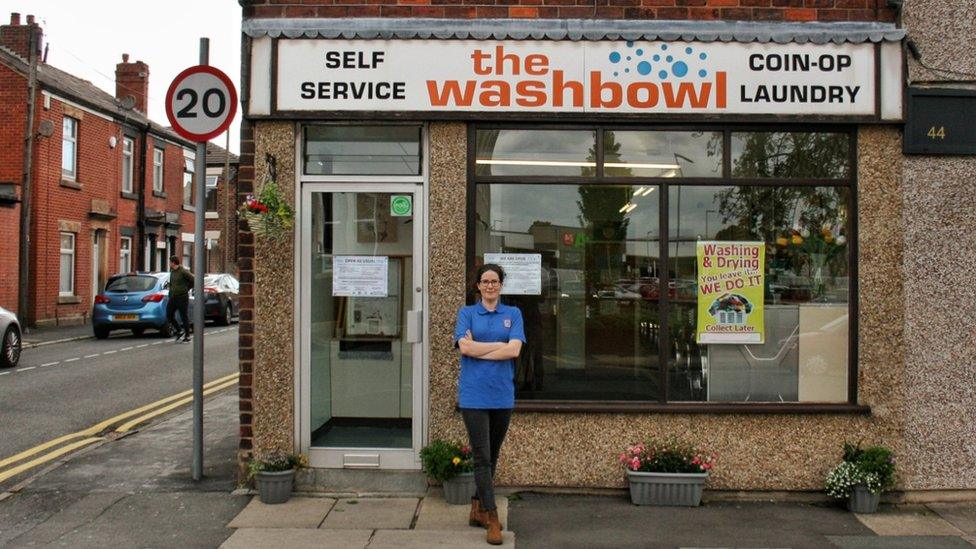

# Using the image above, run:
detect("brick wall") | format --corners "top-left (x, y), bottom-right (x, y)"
top-left (242, 0), bottom-right (897, 22)
top-left (237, 118), bottom-right (255, 469)
top-left (0, 61), bottom-right (24, 314)
top-left (204, 163), bottom-right (239, 274)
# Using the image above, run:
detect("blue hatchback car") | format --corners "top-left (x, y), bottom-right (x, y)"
top-left (92, 273), bottom-right (175, 339)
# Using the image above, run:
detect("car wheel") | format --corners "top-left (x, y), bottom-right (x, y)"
top-left (94, 326), bottom-right (110, 340)
top-left (131, 328), bottom-right (145, 337)
top-left (1, 326), bottom-right (21, 369)
top-left (218, 303), bottom-right (232, 326)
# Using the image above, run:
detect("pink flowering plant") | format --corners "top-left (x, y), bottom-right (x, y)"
top-left (619, 438), bottom-right (717, 474)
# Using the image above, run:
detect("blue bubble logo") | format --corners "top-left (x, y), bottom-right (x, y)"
top-left (626, 41), bottom-right (634, 47)
top-left (700, 53), bottom-right (707, 60)
top-left (653, 54), bottom-right (661, 61)
top-left (636, 49), bottom-right (644, 56)
top-left (609, 52), bottom-right (621, 63)
top-left (666, 55), bottom-right (673, 62)
top-left (685, 47), bottom-right (693, 54)
top-left (606, 42), bottom-right (712, 82)
top-left (658, 70), bottom-right (668, 79)
top-left (699, 69), bottom-right (708, 77)
top-left (672, 61), bottom-right (688, 77)
top-left (637, 61), bottom-right (652, 75)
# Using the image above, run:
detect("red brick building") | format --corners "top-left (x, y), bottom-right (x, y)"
top-left (203, 141), bottom-right (240, 276)
top-left (0, 12), bottom-right (199, 327)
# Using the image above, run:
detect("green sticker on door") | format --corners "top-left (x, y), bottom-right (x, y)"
top-left (390, 195), bottom-right (412, 217)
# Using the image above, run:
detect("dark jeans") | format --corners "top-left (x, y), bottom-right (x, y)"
top-left (461, 408), bottom-right (513, 511)
top-left (166, 294), bottom-right (189, 336)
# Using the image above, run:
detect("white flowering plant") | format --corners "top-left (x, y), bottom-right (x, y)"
top-left (824, 443), bottom-right (895, 498)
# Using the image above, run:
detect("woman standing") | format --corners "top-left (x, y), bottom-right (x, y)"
top-left (454, 264), bottom-right (524, 545)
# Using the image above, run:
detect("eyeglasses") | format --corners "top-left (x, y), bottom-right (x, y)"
top-left (478, 280), bottom-right (501, 287)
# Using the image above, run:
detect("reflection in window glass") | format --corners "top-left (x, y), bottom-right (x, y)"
top-left (475, 130), bottom-right (596, 177)
top-left (668, 185), bottom-right (850, 403)
top-left (475, 184), bottom-right (661, 401)
top-left (605, 131), bottom-right (723, 178)
top-left (304, 126), bottom-right (422, 176)
top-left (731, 132), bottom-right (850, 179)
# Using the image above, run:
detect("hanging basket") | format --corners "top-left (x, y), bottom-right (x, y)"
top-left (241, 210), bottom-right (292, 241)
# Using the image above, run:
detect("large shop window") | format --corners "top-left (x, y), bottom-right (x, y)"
top-left (472, 127), bottom-right (855, 407)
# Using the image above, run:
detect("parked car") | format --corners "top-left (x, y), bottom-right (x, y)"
top-left (92, 272), bottom-right (173, 339)
top-left (0, 305), bottom-right (22, 369)
top-left (201, 273), bottom-right (239, 326)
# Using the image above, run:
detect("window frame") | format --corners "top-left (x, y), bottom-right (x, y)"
top-left (59, 232), bottom-right (76, 296)
top-left (301, 122), bottom-right (425, 178)
top-left (467, 123), bottom-right (863, 414)
top-left (121, 136), bottom-right (135, 193)
top-left (153, 148), bottom-right (165, 193)
top-left (62, 117), bottom-right (78, 180)
top-left (183, 159), bottom-right (194, 207)
top-left (205, 175), bottom-right (219, 213)
top-left (119, 236), bottom-right (132, 274)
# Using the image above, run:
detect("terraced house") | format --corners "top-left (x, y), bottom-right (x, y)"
top-left (236, 0), bottom-right (976, 499)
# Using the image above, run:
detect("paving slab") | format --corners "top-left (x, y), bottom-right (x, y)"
top-left (320, 497), bottom-right (419, 530)
top-left (415, 490), bottom-right (509, 531)
top-left (854, 505), bottom-right (965, 536)
top-left (368, 528), bottom-right (515, 548)
top-left (826, 535), bottom-right (974, 548)
top-left (220, 527), bottom-right (373, 549)
top-left (228, 497), bottom-right (336, 529)
top-left (929, 502), bottom-right (976, 535)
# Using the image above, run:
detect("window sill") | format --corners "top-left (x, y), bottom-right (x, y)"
top-left (205, 212), bottom-right (219, 219)
top-left (512, 401), bottom-right (871, 414)
top-left (182, 205), bottom-right (196, 213)
top-left (153, 190), bottom-right (166, 198)
top-left (120, 191), bottom-right (138, 200)
top-left (60, 180), bottom-right (82, 190)
top-left (57, 295), bottom-right (82, 304)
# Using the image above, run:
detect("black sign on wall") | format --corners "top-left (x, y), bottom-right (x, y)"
top-left (904, 87), bottom-right (976, 155)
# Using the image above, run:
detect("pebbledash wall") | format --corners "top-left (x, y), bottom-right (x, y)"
top-left (236, 0), bottom-right (976, 496)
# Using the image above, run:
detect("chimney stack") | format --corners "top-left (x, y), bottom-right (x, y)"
top-left (0, 12), bottom-right (43, 61)
top-left (115, 53), bottom-right (150, 114)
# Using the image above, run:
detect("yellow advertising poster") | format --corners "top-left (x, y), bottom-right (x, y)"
top-left (696, 241), bottom-right (765, 345)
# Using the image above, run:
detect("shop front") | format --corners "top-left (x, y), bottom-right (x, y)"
top-left (238, 18), bottom-right (921, 492)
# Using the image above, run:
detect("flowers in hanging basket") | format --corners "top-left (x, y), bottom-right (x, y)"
top-left (619, 438), bottom-right (717, 474)
top-left (239, 178), bottom-right (294, 240)
top-left (825, 442), bottom-right (895, 498)
top-left (420, 440), bottom-right (474, 482)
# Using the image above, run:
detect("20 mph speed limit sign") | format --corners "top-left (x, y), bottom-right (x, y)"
top-left (165, 65), bottom-right (237, 142)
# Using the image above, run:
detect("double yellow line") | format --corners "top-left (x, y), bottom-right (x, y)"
top-left (0, 373), bottom-right (239, 484)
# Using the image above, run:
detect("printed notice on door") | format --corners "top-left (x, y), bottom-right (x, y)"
top-left (484, 253), bottom-right (542, 295)
top-left (333, 256), bottom-right (389, 297)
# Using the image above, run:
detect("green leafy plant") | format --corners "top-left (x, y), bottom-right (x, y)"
top-left (619, 437), bottom-right (716, 474)
top-left (420, 440), bottom-right (473, 482)
top-left (240, 154), bottom-right (294, 240)
top-left (825, 442), bottom-right (895, 498)
top-left (247, 451), bottom-right (307, 480)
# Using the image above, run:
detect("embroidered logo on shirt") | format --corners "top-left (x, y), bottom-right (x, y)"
top-left (503, 318), bottom-right (511, 328)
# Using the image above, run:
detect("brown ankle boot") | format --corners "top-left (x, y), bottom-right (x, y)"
top-left (469, 498), bottom-right (487, 527)
top-left (485, 509), bottom-right (503, 545)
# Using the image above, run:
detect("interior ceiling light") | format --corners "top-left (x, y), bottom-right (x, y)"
top-left (604, 162), bottom-right (681, 170)
top-left (476, 159), bottom-right (596, 167)
top-left (640, 187), bottom-right (656, 196)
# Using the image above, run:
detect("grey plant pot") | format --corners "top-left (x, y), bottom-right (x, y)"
top-left (256, 469), bottom-right (295, 505)
top-left (443, 472), bottom-right (477, 505)
top-left (847, 484), bottom-right (881, 513)
top-left (627, 470), bottom-right (708, 506)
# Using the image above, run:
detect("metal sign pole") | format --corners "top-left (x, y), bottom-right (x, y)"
top-left (192, 37), bottom-right (209, 482)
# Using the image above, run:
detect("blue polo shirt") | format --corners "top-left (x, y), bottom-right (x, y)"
top-left (454, 301), bottom-right (526, 409)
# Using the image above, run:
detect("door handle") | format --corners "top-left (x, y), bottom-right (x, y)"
top-left (407, 310), bottom-right (423, 343)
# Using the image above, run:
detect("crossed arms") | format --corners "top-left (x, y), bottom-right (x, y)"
top-left (458, 329), bottom-right (523, 361)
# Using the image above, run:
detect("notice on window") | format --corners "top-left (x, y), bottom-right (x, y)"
top-left (484, 253), bottom-right (542, 295)
top-left (696, 242), bottom-right (765, 345)
top-left (333, 256), bottom-right (389, 297)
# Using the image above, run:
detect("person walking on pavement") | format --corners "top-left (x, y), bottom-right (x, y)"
top-left (455, 264), bottom-right (524, 545)
top-left (166, 256), bottom-right (193, 343)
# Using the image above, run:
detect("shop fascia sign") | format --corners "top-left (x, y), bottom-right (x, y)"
top-left (274, 39), bottom-right (881, 116)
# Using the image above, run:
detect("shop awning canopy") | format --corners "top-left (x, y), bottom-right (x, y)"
top-left (243, 18), bottom-right (904, 45)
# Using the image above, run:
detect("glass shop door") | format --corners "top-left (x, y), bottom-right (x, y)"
top-left (301, 184), bottom-right (424, 469)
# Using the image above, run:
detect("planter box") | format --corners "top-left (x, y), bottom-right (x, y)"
top-left (442, 472), bottom-right (476, 505)
top-left (847, 484), bottom-right (880, 514)
top-left (627, 470), bottom-right (707, 506)
top-left (256, 469), bottom-right (295, 505)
